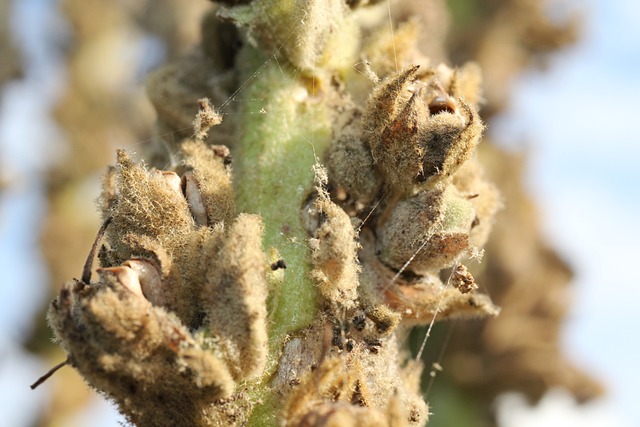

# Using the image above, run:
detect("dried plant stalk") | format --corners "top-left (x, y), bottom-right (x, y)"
top-left (40, 0), bottom-right (599, 426)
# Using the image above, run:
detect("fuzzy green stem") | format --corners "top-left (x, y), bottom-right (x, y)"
top-left (233, 46), bottom-right (332, 369)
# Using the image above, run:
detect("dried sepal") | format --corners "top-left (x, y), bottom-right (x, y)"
top-left (202, 214), bottom-right (268, 380)
top-left (47, 275), bottom-right (234, 427)
top-left (447, 62), bottom-right (483, 106)
top-left (361, 18), bottom-right (426, 82)
top-left (106, 150), bottom-right (193, 258)
top-left (192, 97), bottom-right (222, 141)
top-left (325, 120), bottom-right (382, 208)
top-left (308, 180), bottom-right (360, 310)
top-left (294, 403), bottom-right (389, 427)
top-left (382, 273), bottom-right (498, 323)
top-left (452, 158), bottom-right (503, 248)
top-left (359, 231), bottom-right (499, 324)
top-left (282, 357), bottom-right (391, 427)
top-left (173, 225), bottom-right (227, 329)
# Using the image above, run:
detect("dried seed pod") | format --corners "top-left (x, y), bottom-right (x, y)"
top-left (109, 232), bottom-right (182, 311)
top-left (377, 186), bottom-right (476, 274)
top-left (160, 170), bottom-right (182, 194)
top-left (363, 66), bottom-right (484, 191)
top-left (48, 275), bottom-right (235, 427)
top-left (202, 214), bottom-right (268, 380)
top-left (146, 53), bottom-right (216, 137)
top-left (96, 265), bottom-right (147, 301)
top-left (100, 148), bottom-right (237, 329)
top-left (145, 52), bottom-right (236, 158)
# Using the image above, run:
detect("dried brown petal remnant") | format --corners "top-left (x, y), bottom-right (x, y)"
top-left (451, 264), bottom-right (477, 294)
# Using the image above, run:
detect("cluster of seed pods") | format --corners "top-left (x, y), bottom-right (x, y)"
top-left (48, 140), bottom-right (270, 426)
top-left (43, 1), bottom-right (505, 425)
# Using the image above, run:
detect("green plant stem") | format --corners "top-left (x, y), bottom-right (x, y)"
top-left (233, 46), bottom-right (332, 372)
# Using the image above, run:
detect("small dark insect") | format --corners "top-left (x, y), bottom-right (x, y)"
top-left (270, 258), bottom-right (287, 270)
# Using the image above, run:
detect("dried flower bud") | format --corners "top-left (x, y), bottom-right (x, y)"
top-left (365, 304), bottom-right (401, 337)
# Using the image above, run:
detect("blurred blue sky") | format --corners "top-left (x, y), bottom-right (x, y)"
top-left (1, 0), bottom-right (638, 426)
top-left (491, 1), bottom-right (640, 425)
